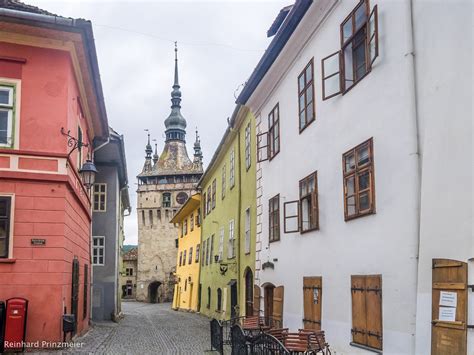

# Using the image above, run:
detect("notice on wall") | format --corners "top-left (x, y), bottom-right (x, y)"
top-left (439, 306), bottom-right (456, 322)
top-left (439, 291), bottom-right (457, 307)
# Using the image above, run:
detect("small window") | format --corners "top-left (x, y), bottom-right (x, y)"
top-left (211, 179), bottom-right (217, 210)
top-left (196, 208), bottom-right (201, 226)
top-left (162, 193), bottom-right (171, 208)
top-left (149, 210), bottom-right (153, 227)
top-left (343, 138), bottom-right (375, 220)
top-left (141, 210), bottom-right (145, 225)
top-left (202, 193), bottom-right (207, 219)
top-left (179, 251), bottom-right (183, 266)
top-left (92, 236), bottom-right (105, 265)
top-left (230, 148), bottom-right (235, 188)
top-left (268, 103), bottom-right (280, 159)
top-left (188, 248), bottom-right (193, 265)
top-left (205, 238), bottom-right (210, 266)
top-left (201, 240), bottom-right (206, 266)
top-left (184, 219), bottom-right (188, 236)
top-left (245, 122), bottom-right (251, 169)
top-left (351, 275), bottom-right (383, 351)
top-left (217, 288), bottom-right (222, 311)
top-left (269, 194), bottom-right (280, 242)
top-left (300, 172), bottom-right (319, 232)
top-left (206, 186), bottom-right (212, 215)
top-left (190, 213), bottom-right (194, 231)
top-left (210, 234), bottom-right (214, 265)
top-left (183, 250), bottom-right (187, 266)
top-left (218, 227), bottom-right (224, 261)
top-left (195, 244), bottom-right (200, 263)
top-left (221, 164), bottom-right (226, 199)
top-left (126, 268), bottom-right (133, 276)
top-left (0, 196), bottom-right (12, 258)
top-left (244, 208), bottom-right (251, 254)
top-left (298, 59), bottom-right (315, 132)
top-left (228, 220), bottom-right (235, 259)
top-left (93, 184), bottom-right (107, 212)
top-left (0, 85), bottom-right (14, 148)
top-left (157, 209), bottom-right (161, 221)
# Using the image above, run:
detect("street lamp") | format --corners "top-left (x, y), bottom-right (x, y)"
top-left (79, 158), bottom-right (98, 190)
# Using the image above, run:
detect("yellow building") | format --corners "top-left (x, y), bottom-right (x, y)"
top-left (171, 193), bottom-right (202, 311)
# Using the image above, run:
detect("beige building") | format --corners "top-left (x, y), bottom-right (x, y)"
top-left (121, 247), bottom-right (138, 299)
top-left (136, 46), bottom-right (203, 303)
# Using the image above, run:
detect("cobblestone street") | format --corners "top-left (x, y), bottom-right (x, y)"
top-left (68, 302), bottom-right (212, 354)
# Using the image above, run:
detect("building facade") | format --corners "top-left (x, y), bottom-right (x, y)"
top-left (136, 46), bottom-right (203, 303)
top-left (0, 0), bottom-right (109, 344)
top-left (237, 0), bottom-right (472, 354)
top-left (171, 194), bottom-right (201, 312)
top-left (91, 128), bottom-right (130, 321)
top-left (198, 105), bottom-right (256, 320)
top-left (121, 247), bottom-right (138, 299)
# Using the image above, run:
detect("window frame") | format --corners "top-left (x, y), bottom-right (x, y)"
top-left (195, 244), bottom-right (200, 263)
top-left (342, 138), bottom-right (376, 221)
top-left (0, 195), bottom-right (13, 259)
top-left (269, 194), bottom-right (280, 243)
top-left (92, 183), bottom-right (107, 212)
top-left (207, 186), bottom-right (212, 215)
top-left (297, 58), bottom-right (316, 133)
top-left (245, 122), bottom-right (251, 170)
top-left (244, 207), bottom-right (251, 254)
top-left (162, 192), bottom-right (171, 208)
top-left (221, 164), bottom-right (226, 199)
top-left (299, 171), bottom-right (319, 233)
top-left (268, 103), bottom-right (280, 160)
top-left (0, 84), bottom-right (15, 149)
top-left (228, 219), bottom-right (235, 259)
top-left (92, 236), bottom-right (105, 266)
top-left (211, 179), bottom-right (217, 210)
top-left (218, 227), bottom-right (224, 262)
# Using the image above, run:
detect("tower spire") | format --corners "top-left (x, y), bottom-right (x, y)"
top-left (141, 129), bottom-right (153, 173)
top-left (193, 128), bottom-right (203, 168)
top-left (153, 140), bottom-right (159, 165)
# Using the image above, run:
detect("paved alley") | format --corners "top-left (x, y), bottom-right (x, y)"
top-left (68, 302), bottom-right (211, 354)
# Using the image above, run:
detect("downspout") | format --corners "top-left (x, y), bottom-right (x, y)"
top-left (406, 0), bottom-right (422, 352)
top-left (236, 119), bottom-right (243, 318)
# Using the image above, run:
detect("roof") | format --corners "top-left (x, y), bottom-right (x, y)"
top-left (236, 0), bottom-right (312, 105)
top-left (123, 247), bottom-right (138, 261)
top-left (170, 193), bottom-right (201, 224)
top-left (0, 0), bottom-right (109, 140)
top-left (267, 5), bottom-right (293, 37)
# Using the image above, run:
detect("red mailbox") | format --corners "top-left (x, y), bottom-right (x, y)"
top-left (4, 298), bottom-right (28, 352)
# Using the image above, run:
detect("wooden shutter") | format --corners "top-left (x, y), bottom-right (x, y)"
top-left (303, 277), bottom-right (322, 331)
top-left (351, 275), bottom-right (367, 346)
top-left (257, 132), bottom-right (269, 162)
top-left (321, 50), bottom-right (342, 100)
top-left (367, 5), bottom-right (379, 69)
top-left (284, 200), bottom-right (299, 233)
top-left (273, 286), bottom-right (284, 325)
top-left (253, 285), bottom-right (261, 316)
top-left (366, 275), bottom-right (382, 350)
top-left (431, 259), bottom-right (467, 355)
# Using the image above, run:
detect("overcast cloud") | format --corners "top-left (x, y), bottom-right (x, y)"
top-left (28, 0), bottom-right (286, 245)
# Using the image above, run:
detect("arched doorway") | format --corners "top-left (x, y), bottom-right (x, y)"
top-left (148, 281), bottom-right (161, 303)
top-left (244, 268), bottom-right (254, 316)
top-left (263, 283), bottom-right (275, 325)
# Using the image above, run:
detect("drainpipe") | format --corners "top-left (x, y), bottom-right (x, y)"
top-left (405, 0), bottom-right (422, 352)
top-left (235, 113), bottom-right (243, 318)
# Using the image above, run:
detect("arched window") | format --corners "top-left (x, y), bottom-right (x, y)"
top-left (162, 193), bottom-right (171, 207)
top-left (207, 287), bottom-right (211, 309)
top-left (217, 288), bottom-right (222, 311)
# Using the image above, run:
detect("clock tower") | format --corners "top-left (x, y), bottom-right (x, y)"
top-left (136, 44), bottom-right (203, 303)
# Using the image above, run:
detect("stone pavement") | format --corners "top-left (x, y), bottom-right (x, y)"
top-left (64, 302), bottom-right (214, 354)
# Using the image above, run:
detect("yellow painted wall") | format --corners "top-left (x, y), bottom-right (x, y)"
top-left (172, 194), bottom-right (201, 312)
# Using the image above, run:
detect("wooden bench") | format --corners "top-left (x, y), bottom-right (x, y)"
top-left (266, 327), bottom-right (288, 343)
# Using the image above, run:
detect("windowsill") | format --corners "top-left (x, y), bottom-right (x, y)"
top-left (0, 258), bottom-right (16, 263)
top-left (345, 210), bottom-right (375, 222)
top-left (300, 226), bottom-right (319, 234)
top-left (349, 342), bottom-right (382, 354)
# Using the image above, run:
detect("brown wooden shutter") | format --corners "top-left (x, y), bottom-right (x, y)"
top-left (303, 277), bottom-right (322, 331)
top-left (366, 275), bottom-right (382, 350)
top-left (273, 286), bottom-right (284, 325)
top-left (431, 259), bottom-right (467, 355)
top-left (351, 275), bottom-right (368, 346)
top-left (253, 285), bottom-right (261, 316)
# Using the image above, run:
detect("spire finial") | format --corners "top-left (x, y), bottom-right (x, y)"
top-left (144, 129), bottom-right (152, 158)
top-left (173, 41), bottom-right (179, 88)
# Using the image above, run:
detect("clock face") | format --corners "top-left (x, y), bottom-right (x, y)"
top-left (176, 192), bottom-right (188, 205)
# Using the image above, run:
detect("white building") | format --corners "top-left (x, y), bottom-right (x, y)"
top-left (236, 0), bottom-right (472, 354)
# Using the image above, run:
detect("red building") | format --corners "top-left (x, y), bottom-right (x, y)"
top-left (0, 1), bottom-right (108, 345)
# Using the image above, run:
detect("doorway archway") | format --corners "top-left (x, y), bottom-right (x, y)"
top-left (244, 268), bottom-right (254, 316)
top-left (148, 281), bottom-right (161, 303)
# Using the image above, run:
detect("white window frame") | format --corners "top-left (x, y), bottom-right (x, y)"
top-left (93, 183), bottom-right (107, 212)
top-left (228, 219), bottom-right (235, 259)
top-left (229, 148), bottom-right (235, 188)
top-left (92, 236), bottom-right (105, 266)
top-left (218, 227), bottom-right (224, 261)
top-left (244, 207), bottom-right (251, 254)
top-left (245, 123), bottom-right (251, 170)
top-left (0, 84), bottom-right (15, 148)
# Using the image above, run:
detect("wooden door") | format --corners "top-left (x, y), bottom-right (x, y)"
top-left (303, 277), bottom-right (322, 330)
top-left (264, 285), bottom-right (274, 324)
top-left (273, 286), bottom-right (284, 326)
top-left (431, 259), bottom-right (467, 355)
top-left (245, 270), bottom-right (254, 316)
top-left (253, 285), bottom-right (261, 316)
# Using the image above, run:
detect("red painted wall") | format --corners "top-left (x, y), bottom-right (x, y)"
top-left (0, 41), bottom-right (94, 345)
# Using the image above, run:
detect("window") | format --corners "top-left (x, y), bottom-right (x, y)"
top-left (351, 275), bottom-right (383, 351)
top-left (343, 138), bottom-right (375, 220)
top-left (190, 213), bottom-right (194, 231)
top-left (184, 219), bottom-right (188, 236)
top-left (0, 196), bottom-right (12, 258)
top-left (300, 172), bottom-right (319, 232)
top-left (196, 208), bottom-right (201, 226)
top-left (228, 220), bottom-right (235, 259)
top-left (206, 186), bottom-right (212, 215)
top-left (183, 250), bottom-right (187, 266)
top-left (157, 209), bottom-right (161, 221)
top-left (179, 251), bottom-right (183, 266)
top-left (141, 210), bottom-right (145, 225)
top-left (257, 130), bottom-right (269, 162)
top-left (217, 288), bottom-right (222, 311)
top-left (202, 193), bottom-right (206, 219)
top-left (268, 103), bottom-right (280, 159)
top-left (0, 85), bottom-right (15, 148)
top-left (92, 236), bottom-right (105, 265)
top-left (126, 268), bottom-right (133, 276)
top-left (201, 240), bottom-right (206, 266)
top-left (322, 1), bottom-right (379, 99)
top-left (221, 164), bottom-right (226, 199)
top-left (188, 247), bottom-right (193, 264)
top-left (269, 194), bottom-right (280, 242)
top-left (205, 238), bottom-right (210, 266)
top-left (195, 244), bottom-right (200, 263)
top-left (244, 208), bottom-right (251, 254)
top-left (230, 148), bottom-right (235, 188)
top-left (298, 59), bottom-right (315, 131)
top-left (207, 287), bottom-right (211, 309)
top-left (149, 210), bottom-right (153, 227)
top-left (210, 234), bottom-right (214, 264)
top-left (211, 179), bottom-right (216, 210)
top-left (162, 193), bottom-right (171, 208)
top-left (93, 184), bottom-right (107, 212)
top-left (218, 227), bottom-right (224, 262)
top-left (245, 122), bottom-right (251, 169)
top-left (83, 264), bottom-right (88, 320)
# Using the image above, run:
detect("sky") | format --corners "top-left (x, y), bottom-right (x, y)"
top-left (28, 0), bottom-right (288, 245)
